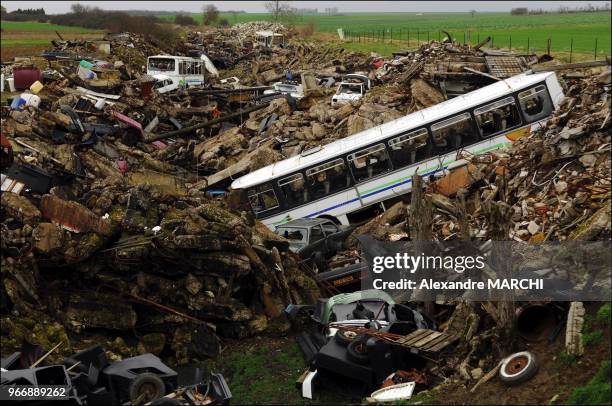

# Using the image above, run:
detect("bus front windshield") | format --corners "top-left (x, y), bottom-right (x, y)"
top-left (148, 58), bottom-right (176, 72)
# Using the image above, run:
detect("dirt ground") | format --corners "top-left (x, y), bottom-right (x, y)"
top-left (210, 303), bottom-right (610, 405)
top-left (1, 30), bottom-right (103, 60)
top-left (432, 303), bottom-right (611, 405)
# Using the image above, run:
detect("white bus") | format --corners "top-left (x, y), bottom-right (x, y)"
top-left (146, 55), bottom-right (206, 89)
top-left (231, 72), bottom-right (564, 230)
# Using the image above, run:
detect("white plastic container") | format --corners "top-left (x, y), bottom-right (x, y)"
top-left (20, 93), bottom-right (41, 108)
top-left (7, 77), bottom-right (16, 92)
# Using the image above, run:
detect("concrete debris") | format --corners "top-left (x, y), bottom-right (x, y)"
top-left (1, 20), bottom-right (610, 401)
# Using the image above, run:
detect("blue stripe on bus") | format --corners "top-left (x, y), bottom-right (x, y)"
top-left (304, 166), bottom-right (447, 218)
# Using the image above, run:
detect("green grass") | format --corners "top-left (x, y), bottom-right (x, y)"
top-left (161, 11), bottom-right (610, 56)
top-left (596, 303), bottom-right (611, 326)
top-left (0, 20), bottom-right (100, 32)
top-left (565, 360), bottom-right (611, 405)
top-left (210, 341), bottom-right (310, 405)
top-left (558, 351), bottom-right (578, 368)
top-left (0, 39), bottom-right (55, 46)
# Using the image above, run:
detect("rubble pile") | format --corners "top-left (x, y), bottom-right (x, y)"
top-left (2, 20), bottom-right (602, 376)
top-left (0, 30), bottom-right (327, 365)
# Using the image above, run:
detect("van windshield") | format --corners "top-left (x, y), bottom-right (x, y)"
top-left (148, 58), bottom-right (175, 72)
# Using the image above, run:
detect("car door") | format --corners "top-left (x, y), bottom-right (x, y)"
top-left (321, 221), bottom-right (343, 256)
top-left (307, 225), bottom-right (326, 258)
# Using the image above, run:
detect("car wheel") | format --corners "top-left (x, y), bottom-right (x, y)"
top-left (334, 329), bottom-right (360, 346)
top-left (129, 372), bottom-right (166, 403)
top-left (346, 336), bottom-right (370, 365)
top-left (499, 351), bottom-right (538, 385)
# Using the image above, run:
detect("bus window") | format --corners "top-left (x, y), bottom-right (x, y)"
top-left (348, 144), bottom-right (392, 183)
top-left (278, 173), bottom-right (307, 207)
top-left (247, 185), bottom-right (279, 214)
top-left (179, 61), bottom-right (187, 75)
top-left (305, 159), bottom-right (350, 200)
top-left (148, 58), bottom-right (175, 72)
top-left (430, 112), bottom-right (477, 154)
top-left (518, 85), bottom-right (552, 122)
top-left (474, 96), bottom-right (522, 138)
top-left (388, 128), bottom-right (429, 168)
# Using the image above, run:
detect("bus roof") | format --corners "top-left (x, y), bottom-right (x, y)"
top-left (148, 55), bottom-right (202, 61)
top-left (231, 71), bottom-right (554, 190)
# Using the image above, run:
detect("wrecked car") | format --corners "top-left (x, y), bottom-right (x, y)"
top-left (286, 290), bottom-right (437, 398)
top-left (263, 81), bottom-right (304, 100)
top-left (152, 74), bottom-right (179, 94)
top-left (331, 74), bottom-right (372, 106)
top-left (1, 344), bottom-right (231, 405)
top-left (275, 218), bottom-right (352, 269)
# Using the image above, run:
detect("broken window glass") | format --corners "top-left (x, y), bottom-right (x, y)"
top-left (247, 185), bottom-right (279, 214)
top-left (518, 85), bottom-right (553, 122)
top-left (388, 128), bottom-right (430, 168)
top-left (148, 58), bottom-right (175, 72)
top-left (474, 96), bottom-right (522, 138)
top-left (277, 227), bottom-right (306, 242)
top-left (278, 173), bottom-right (307, 207)
top-left (348, 144), bottom-right (393, 183)
top-left (305, 159), bottom-right (351, 200)
top-left (430, 113), bottom-right (478, 154)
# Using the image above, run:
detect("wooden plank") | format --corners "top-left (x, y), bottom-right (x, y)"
top-left (398, 329), bottom-right (432, 345)
top-left (428, 335), bottom-right (459, 353)
top-left (531, 59), bottom-right (610, 72)
top-left (419, 333), bottom-right (452, 351)
top-left (412, 331), bottom-right (443, 348)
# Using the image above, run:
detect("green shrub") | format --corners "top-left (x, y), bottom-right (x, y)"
top-left (596, 303), bottom-right (611, 326)
top-left (583, 330), bottom-right (604, 346)
top-left (566, 361), bottom-right (611, 405)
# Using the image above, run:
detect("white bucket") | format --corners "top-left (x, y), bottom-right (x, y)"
top-left (20, 93), bottom-right (41, 108)
top-left (7, 77), bottom-right (16, 92)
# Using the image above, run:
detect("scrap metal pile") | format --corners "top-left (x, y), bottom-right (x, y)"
top-left (2, 21), bottom-right (606, 402)
top-left (1, 28), bottom-right (330, 366)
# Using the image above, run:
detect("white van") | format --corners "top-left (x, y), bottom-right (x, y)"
top-left (147, 55), bottom-right (206, 89)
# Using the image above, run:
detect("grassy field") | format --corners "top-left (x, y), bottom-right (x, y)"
top-left (163, 11), bottom-right (610, 57)
top-left (1, 20), bottom-right (103, 60)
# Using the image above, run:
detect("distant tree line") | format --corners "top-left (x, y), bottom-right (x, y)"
top-left (2, 7), bottom-right (48, 22)
top-left (48, 4), bottom-right (180, 46)
top-left (511, 3), bottom-right (610, 15)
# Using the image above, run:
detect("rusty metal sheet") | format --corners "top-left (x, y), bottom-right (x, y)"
top-left (40, 194), bottom-right (112, 235)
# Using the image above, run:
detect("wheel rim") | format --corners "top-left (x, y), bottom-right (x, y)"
top-left (344, 331), bottom-right (357, 340)
top-left (138, 382), bottom-right (160, 401)
top-left (504, 355), bottom-right (529, 375)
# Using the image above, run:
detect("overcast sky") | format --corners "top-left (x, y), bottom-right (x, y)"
top-left (3, 1), bottom-right (611, 14)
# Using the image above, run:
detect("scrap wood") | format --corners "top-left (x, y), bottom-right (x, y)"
top-left (469, 360), bottom-right (502, 392)
top-left (30, 342), bottom-right (63, 368)
top-left (128, 293), bottom-right (206, 325)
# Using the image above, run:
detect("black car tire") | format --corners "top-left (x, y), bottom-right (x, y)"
top-left (499, 351), bottom-right (539, 385)
top-left (334, 329), bottom-right (360, 346)
top-left (346, 336), bottom-right (370, 365)
top-left (128, 372), bottom-right (166, 403)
